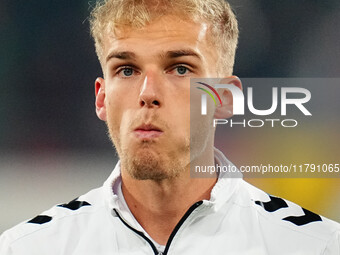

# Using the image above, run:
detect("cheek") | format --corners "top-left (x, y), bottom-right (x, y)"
top-left (189, 87), bottom-right (215, 131)
top-left (106, 98), bottom-right (135, 141)
top-left (119, 111), bottom-right (134, 136)
top-left (105, 93), bottom-right (124, 134)
top-left (169, 95), bottom-right (191, 139)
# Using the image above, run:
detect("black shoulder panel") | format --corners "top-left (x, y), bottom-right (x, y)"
top-left (27, 215), bottom-right (52, 224)
top-left (254, 194), bottom-right (322, 226)
top-left (57, 198), bottom-right (91, 211)
top-left (255, 195), bottom-right (288, 212)
top-left (26, 198), bottom-right (91, 225)
top-left (283, 208), bottom-right (322, 226)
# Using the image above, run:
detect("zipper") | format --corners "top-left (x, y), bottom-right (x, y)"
top-left (162, 201), bottom-right (203, 254)
top-left (114, 201), bottom-right (203, 255)
top-left (114, 209), bottom-right (159, 255)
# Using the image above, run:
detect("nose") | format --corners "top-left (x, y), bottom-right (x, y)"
top-left (139, 75), bottom-right (162, 108)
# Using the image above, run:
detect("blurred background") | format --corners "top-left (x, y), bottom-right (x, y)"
top-left (1, 0), bottom-right (339, 233)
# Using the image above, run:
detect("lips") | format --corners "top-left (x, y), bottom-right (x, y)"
top-left (134, 124), bottom-right (163, 139)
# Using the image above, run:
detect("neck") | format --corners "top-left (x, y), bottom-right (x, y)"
top-left (120, 150), bottom-right (217, 245)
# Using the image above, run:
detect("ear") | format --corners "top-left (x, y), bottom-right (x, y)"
top-left (95, 77), bottom-right (107, 121)
top-left (214, 76), bottom-right (242, 119)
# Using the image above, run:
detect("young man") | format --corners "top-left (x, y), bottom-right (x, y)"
top-left (1, 0), bottom-right (339, 254)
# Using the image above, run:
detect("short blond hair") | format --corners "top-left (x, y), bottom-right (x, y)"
top-left (89, 0), bottom-right (239, 75)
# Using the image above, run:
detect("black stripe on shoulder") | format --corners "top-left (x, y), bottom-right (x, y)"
top-left (283, 208), bottom-right (322, 226)
top-left (255, 195), bottom-right (288, 212)
top-left (27, 215), bottom-right (52, 224)
top-left (57, 198), bottom-right (91, 211)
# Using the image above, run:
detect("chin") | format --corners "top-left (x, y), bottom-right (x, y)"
top-left (122, 146), bottom-right (180, 181)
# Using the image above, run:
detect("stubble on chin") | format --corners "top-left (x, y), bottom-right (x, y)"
top-left (121, 142), bottom-right (185, 181)
top-left (106, 120), bottom-right (190, 181)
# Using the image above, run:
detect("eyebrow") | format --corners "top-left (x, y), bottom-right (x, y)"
top-left (164, 49), bottom-right (202, 60)
top-left (105, 49), bottom-right (202, 63)
top-left (106, 51), bottom-right (136, 63)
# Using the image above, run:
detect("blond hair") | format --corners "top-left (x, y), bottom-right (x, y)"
top-left (89, 0), bottom-right (239, 75)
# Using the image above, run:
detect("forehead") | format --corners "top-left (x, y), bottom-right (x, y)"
top-left (101, 16), bottom-right (215, 61)
top-left (114, 16), bottom-right (207, 39)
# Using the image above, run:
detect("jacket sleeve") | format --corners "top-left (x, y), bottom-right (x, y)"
top-left (0, 232), bottom-right (13, 255)
top-left (323, 231), bottom-right (340, 255)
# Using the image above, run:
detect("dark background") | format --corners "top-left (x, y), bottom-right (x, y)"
top-left (1, 0), bottom-right (339, 233)
top-left (1, 0), bottom-right (340, 153)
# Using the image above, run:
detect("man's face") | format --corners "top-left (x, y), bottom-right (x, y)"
top-left (96, 15), bottom-right (219, 180)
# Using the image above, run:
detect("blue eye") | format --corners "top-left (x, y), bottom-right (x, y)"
top-left (176, 66), bottom-right (188, 75)
top-left (122, 68), bottom-right (134, 77)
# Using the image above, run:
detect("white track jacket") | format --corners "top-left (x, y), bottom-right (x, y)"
top-left (1, 149), bottom-right (339, 254)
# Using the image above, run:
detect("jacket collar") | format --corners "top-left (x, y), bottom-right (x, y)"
top-left (205, 147), bottom-right (242, 212)
top-left (103, 147), bottom-right (242, 214)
